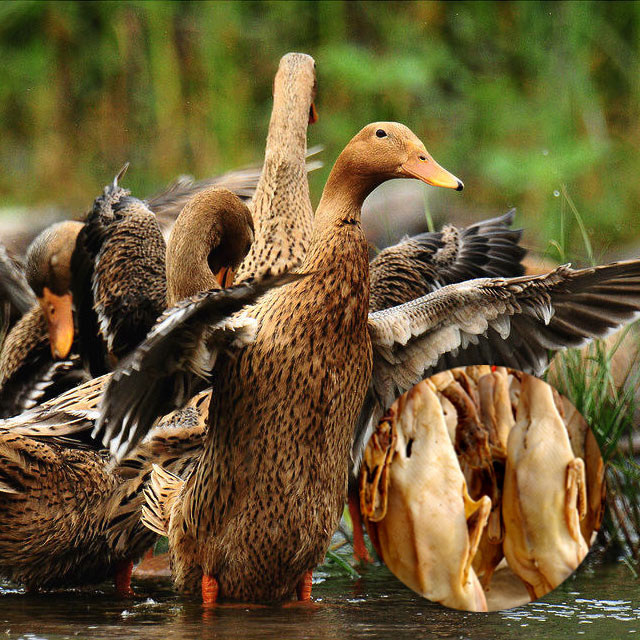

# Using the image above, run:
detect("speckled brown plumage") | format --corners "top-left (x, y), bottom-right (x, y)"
top-left (235, 53), bottom-right (317, 282)
top-left (0, 190), bottom-right (255, 592)
top-left (98, 122), bottom-right (464, 602)
top-left (0, 305), bottom-right (88, 418)
top-left (0, 397), bottom-right (206, 591)
top-left (71, 170), bottom-right (167, 375)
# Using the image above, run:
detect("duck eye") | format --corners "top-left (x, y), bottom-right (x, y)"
top-left (419, 155), bottom-right (427, 161)
top-left (375, 129), bottom-right (387, 138)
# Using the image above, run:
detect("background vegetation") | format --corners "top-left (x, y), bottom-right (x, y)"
top-left (1, 1), bottom-right (639, 261)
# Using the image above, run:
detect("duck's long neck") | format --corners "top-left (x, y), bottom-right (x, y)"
top-left (165, 216), bottom-right (217, 307)
top-left (302, 155), bottom-right (380, 273)
top-left (236, 81), bottom-right (313, 280)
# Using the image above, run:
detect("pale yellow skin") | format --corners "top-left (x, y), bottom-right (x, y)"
top-left (374, 379), bottom-right (490, 612)
top-left (502, 373), bottom-right (588, 600)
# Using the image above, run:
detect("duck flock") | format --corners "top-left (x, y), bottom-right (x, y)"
top-left (0, 52), bottom-right (637, 606)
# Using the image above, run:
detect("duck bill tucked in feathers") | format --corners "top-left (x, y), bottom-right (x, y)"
top-left (38, 287), bottom-right (74, 359)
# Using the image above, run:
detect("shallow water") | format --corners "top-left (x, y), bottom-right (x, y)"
top-left (1, 556), bottom-right (638, 640)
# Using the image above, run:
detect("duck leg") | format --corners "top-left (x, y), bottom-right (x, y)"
top-left (348, 489), bottom-right (372, 563)
top-left (114, 559), bottom-right (134, 597)
top-left (296, 570), bottom-right (313, 601)
top-left (202, 574), bottom-right (219, 605)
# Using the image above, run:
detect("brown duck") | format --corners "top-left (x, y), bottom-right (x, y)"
top-left (99, 122), bottom-right (640, 606)
top-left (0, 222), bottom-right (89, 418)
top-left (96, 121), bottom-right (465, 603)
top-left (0, 187), bottom-right (257, 593)
top-left (0, 51), bottom-right (318, 417)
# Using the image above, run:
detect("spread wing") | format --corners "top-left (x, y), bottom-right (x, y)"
top-left (94, 272), bottom-right (302, 461)
top-left (353, 260), bottom-right (640, 467)
top-left (369, 210), bottom-right (526, 312)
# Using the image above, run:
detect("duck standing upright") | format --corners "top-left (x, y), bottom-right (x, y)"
top-left (98, 122), bottom-right (464, 603)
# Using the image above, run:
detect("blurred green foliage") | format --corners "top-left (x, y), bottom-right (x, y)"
top-left (1, 1), bottom-right (639, 258)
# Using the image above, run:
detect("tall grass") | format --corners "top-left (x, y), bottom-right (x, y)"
top-left (546, 186), bottom-right (640, 560)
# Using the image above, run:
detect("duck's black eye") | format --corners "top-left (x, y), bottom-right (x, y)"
top-left (375, 129), bottom-right (387, 138)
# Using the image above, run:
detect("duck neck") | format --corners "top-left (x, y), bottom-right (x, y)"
top-left (303, 155), bottom-right (380, 271)
top-left (165, 213), bottom-right (217, 307)
top-left (236, 78), bottom-right (313, 280)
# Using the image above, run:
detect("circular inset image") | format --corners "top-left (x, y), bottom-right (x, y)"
top-left (359, 366), bottom-right (605, 612)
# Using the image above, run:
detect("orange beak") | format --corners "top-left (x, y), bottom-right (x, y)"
top-left (309, 102), bottom-right (318, 125)
top-left (214, 267), bottom-right (236, 289)
top-left (401, 149), bottom-right (463, 191)
top-left (39, 287), bottom-right (74, 359)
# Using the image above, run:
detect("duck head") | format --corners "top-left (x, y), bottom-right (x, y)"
top-left (273, 52), bottom-right (318, 127)
top-left (347, 121), bottom-right (461, 189)
top-left (166, 187), bottom-right (254, 306)
top-left (317, 122), bottom-right (463, 217)
top-left (25, 220), bottom-right (83, 359)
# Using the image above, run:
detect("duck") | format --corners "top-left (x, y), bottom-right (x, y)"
top-left (502, 373), bottom-right (589, 600)
top-left (97, 122), bottom-right (640, 605)
top-left (235, 52), bottom-right (317, 282)
top-left (95, 122), bottom-right (466, 603)
top-left (360, 376), bottom-right (491, 611)
top-left (0, 222), bottom-right (90, 418)
top-left (0, 51), bottom-right (318, 417)
top-left (0, 187), bottom-right (259, 593)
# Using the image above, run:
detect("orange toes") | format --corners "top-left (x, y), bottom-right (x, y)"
top-left (202, 574), bottom-right (219, 605)
top-left (296, 570), bottom-right (313, 601)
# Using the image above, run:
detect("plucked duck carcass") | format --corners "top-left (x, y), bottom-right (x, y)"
top-left (502, 373), bottom-right (589, 600)
top-left (360, 377), bottom-right (491, 611)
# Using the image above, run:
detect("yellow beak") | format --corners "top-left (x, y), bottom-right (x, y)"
top-left (401, 150), bottom-right (463, 191)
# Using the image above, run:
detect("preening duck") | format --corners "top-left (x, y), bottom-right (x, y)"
top-left (0, 188), bottom-right (259, 594)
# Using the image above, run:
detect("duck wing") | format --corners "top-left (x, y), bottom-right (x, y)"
top-left (354, 260), bottom-right (640, 466)
top-left (369, 260), bottom-right (640, 407)
top-left (71, 166), bottom-right (167, 376)
top-left (94, 272), bottom-right (302, 460)
top-left (369, 210), bottom-right (525, 312)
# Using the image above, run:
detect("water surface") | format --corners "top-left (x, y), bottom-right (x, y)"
top-left (1, 557), bottom-right (637, 640)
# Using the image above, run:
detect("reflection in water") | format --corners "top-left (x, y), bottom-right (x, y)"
top-left (0, 557), bottom-right (638, 640)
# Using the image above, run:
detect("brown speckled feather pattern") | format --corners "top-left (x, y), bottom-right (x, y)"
top-left (235, 54), bottom-right (316, 282)
top-left (0, 397), bottom-right (206, 590)
top-left (168, 222), bottom-right (372, 600)
top-left (0, 306), bottom-right (88, 418)
top-left (71, 178), bottom-right (167, 375)
top-left (92, 199), bottom-right (167, 361)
